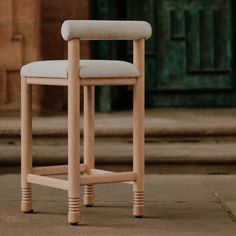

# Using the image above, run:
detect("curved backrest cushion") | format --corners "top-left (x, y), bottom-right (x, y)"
top-left (61, 20), bottom-right (152, 41)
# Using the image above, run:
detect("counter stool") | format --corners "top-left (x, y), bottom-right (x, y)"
top-left (20, 20), bottom-right (152, 225)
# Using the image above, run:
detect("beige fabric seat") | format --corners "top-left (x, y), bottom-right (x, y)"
top-left (21, 60), bottom-right (140, 78)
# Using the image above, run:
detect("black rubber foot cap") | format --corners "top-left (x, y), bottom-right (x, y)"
top-left (25, 209), bottom-right (34, 214)
top-left (70, 223), bottom-right (79, 226)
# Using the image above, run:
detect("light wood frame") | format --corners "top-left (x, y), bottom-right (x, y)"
top-left (21, 38), bottom-right (145, 225)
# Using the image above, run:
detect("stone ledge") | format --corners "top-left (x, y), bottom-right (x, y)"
top-left (2, 109), bottom-right (236, 141)
top-left (1, 141), bottom-right (236, 174)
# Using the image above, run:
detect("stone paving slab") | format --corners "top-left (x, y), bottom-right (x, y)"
top-left (201, 175), bottom-right (236, 202)
top-left (1, 170), bottom-right (236, 235)
top-left (1, 201), bottom-right (235, 236)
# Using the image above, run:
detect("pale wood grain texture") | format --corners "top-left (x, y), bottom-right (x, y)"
top-left (32, 164), bottom-right (87, 175)
top-left (21, 29), bottom-right (146, 225)
top-left (91, 169), bottom-right (134, 185)
top-left (67, 39), bottom-right (81, 225)
top-left (83, 86), bottom-right (95, 206)
top-left (27, 174), bottom-right (68, 190)
top-left (21, 77), bottom-right (33, 213)
top-left (26, 77), bottom-right (68, 86)
top-left (133, 39), bottom-right (145, 217)
top-left (80, 172), bottom-right (137, 185)
top-left (27, 171), bottom-right (137, 189)
top-left (26, 77), bottom-right (137, 86)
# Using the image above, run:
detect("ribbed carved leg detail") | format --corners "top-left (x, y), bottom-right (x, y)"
top-left (133, 191), bottom-right (144, 217)
top-left (21, 187), bottom-right (33, 213)
top-left (84, 185), bottom-right (94, 207)
top-left (68, 197), bottom-right (80, 225)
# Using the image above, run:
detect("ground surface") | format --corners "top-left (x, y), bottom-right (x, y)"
top-left (1, 169), bottom-right (236, 235)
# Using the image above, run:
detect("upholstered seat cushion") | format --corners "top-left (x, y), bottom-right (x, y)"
top-left (20, 60), bottom-right (140, 78)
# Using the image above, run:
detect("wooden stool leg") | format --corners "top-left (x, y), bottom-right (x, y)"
top-left (21, 77), bottom-right (33, 213)
top-left (133, 39), bottom-right (145, 217)
top-left (83, 86), bottom-right (95, 207)
top-left (68, 39), bottom-right (80, 225)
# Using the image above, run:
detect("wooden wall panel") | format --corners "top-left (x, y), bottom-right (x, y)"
top-left (0, 0), bottom-right (41, 115)
top-left (0, 0), bottom-right (90, 115)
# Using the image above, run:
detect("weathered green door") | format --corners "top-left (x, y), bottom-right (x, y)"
top-left (91, 0), bottom-right (234, 111)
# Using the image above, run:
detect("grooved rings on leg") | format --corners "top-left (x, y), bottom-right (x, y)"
top-left (84, 185), bottom-right (94, 197)
top-left (133, 191), bottom-right (144, 207)
top-left (21, 187), bottom-right (32, 202)
top-left (68, 197), bottom-right (80, 212)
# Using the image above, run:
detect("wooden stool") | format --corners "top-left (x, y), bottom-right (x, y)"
top-left (20, 20), bottom-right (152, 225)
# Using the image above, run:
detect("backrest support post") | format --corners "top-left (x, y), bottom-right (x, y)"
top-left (68, 39), bottom-right (81, 199)
top-left (133, 39), bottom-right (145, 79)
top-left (133, 38), bottom-right (145, 192)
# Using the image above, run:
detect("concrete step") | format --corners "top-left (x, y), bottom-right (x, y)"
top-left (2, 109), bottom-right (236, 141)
top-left (2, 109), bottom-right (236, 173)
top-left (1, 140), bottom-right (236, 174)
